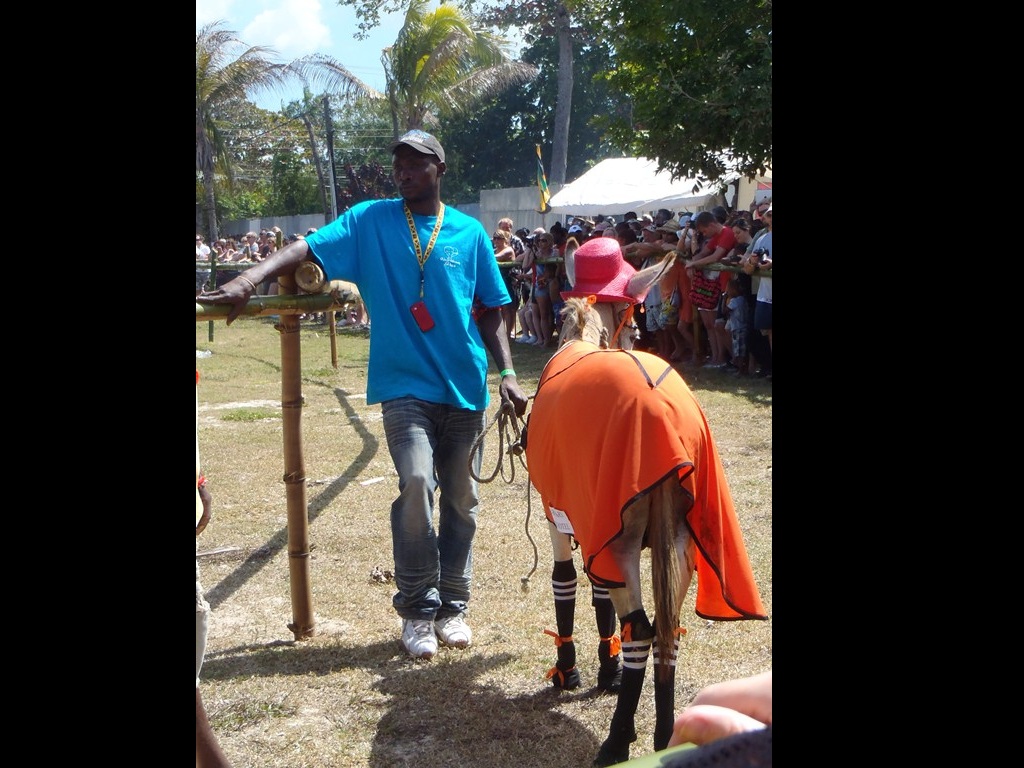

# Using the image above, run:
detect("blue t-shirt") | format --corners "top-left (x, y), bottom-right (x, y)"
top-left (305, 199), bottom-right (511, 410)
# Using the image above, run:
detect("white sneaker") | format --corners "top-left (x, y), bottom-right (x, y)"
top-left (434, 614), bottom-right (472, 648)
top-left (400, 619), bottom-right (437, 659)
top-left (516, 335), bottom-right (536, 344)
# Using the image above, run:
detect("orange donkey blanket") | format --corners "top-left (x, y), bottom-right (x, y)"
top-left (526, 342), bottom-right (767, 621)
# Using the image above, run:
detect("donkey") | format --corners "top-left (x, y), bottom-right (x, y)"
top-left (536, 239), bottom-right (676, 697)
top-left (524, 237), bottom-right (767, 766)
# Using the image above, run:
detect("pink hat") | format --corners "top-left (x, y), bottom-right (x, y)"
top-left (561, 236), bottom-right (638, 304)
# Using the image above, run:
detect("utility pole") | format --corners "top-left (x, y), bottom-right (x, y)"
top-left (323, 97), bottom-right (339, 223)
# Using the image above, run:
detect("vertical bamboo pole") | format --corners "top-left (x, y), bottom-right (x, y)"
top-left (329, 310), bottom-right (338, 369)
top-left (207, 259), bottom-right (216, 342)
top-left (278, 258), bottom-right (315, 640)
top-left (692, 305), bottom-right (702, 364)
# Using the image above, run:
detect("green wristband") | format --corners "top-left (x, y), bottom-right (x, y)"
top-left (499, 368), bottom-right (516, 378)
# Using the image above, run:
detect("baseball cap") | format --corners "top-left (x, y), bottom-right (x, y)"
top-left (388, 129), bottom-right (445, 163)
top-left (568, 224), bottom-right (584, 234)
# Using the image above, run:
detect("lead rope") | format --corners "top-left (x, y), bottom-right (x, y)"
top-left (469, 398), bottom-right (540, 591)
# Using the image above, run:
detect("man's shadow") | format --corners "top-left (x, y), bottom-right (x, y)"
top-left (203, 639), bottom-right (605, 766)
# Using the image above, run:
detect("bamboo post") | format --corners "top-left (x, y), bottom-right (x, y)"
top-left (277, 267), bottom-right (316, 640)
top-left (272, 237), bottom-right (315, 640)
top-left (329, 310), bottom-right (338, 369)
top-left (692, 304), bottom-right (702, 363)
top-left (207, 260), bottom-right (217, 342)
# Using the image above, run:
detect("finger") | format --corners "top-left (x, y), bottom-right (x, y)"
top-left (667, 705), bottom-right (765, 748)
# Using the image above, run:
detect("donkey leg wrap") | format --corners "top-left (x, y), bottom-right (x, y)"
top-left (597, 636), bottom-right (623, 693)
top-left (618, 611), bottom-right (652, 688)
top-left (651, 632), bottom-right (683, 749)
top-left (543, 629), bottom-right (581, 690)
top-left (552, 559), bottom-right (577, 636)
top-left (594, 609), bottom-right (652, 765)
top-left (595, 663), bottom-right (644, 766)
top-left (591, 584), bottom-right (622, 692)
top-left (546, 559), bottom-right (581, 690)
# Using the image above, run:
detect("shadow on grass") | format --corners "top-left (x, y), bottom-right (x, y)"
top-left (669, 361), bottom-right (773, 406)
top-left (205, 379), bottom-right (378, 612)
top-left (202, 340), bottom-right (546, 615)
top-left (203, 643), bottom-right (605, 767)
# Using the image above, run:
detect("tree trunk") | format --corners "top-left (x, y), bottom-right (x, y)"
top-left (550, 4), bottom-right (574, 186)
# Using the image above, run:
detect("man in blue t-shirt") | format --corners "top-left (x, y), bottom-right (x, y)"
top-left (198, 130), bottom-right (529, 660)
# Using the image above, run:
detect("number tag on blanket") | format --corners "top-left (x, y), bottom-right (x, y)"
top-left (548, 505), bottom-right (575, 536)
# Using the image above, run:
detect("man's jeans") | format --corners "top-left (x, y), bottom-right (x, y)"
top-left (382, 397), bottom-right (485, 621)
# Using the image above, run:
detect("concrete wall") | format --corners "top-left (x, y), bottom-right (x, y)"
top-left (479, 185), bottom-right (568, 234)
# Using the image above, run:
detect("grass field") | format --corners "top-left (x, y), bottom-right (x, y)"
top-left (196, 316), bottom-right (772, 768)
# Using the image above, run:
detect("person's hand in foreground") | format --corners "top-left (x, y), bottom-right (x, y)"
top-left (667, 670), bottom-right (772, 748)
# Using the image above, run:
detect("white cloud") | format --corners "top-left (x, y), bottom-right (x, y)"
top-left (195, 0), bottom-right (237, 30)
top-left (245, 0), bottom-right (332, 59)
top-left (197, 0), bottom-right (413, 103)
top-left (196, 1), bottom-right (330, 59)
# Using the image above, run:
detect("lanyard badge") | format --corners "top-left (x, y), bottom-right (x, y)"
top-left (404, 202), bottom-right (445, 332)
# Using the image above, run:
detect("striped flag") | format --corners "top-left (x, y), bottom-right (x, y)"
top-left (536, 144), bottom-right (551, 213)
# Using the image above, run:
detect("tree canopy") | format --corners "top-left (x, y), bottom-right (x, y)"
top-left (600, 0), bottom-right (772, 186)
top-left (380, 0), bottom-right (536, 136)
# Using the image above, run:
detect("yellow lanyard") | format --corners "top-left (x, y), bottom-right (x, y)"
top-left (404, 202), bottom-right (445, 299)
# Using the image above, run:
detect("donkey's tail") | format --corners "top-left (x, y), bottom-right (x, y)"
top-left (649, 478), bottom-right (686, 683)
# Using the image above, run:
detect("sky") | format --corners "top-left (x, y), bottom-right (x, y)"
top-left (196, 0), bottom-right (418, 111)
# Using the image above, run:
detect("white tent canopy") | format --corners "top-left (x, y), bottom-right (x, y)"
top-left (547, 157), bottom-right (733, 216)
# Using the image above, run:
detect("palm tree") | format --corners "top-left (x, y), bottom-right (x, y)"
top-left (381, 0), bottom-right (537, 137)
top-left (196, 21), bottom-right (377, 240)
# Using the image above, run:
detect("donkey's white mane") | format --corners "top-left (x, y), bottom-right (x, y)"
top-left (558, 298), bottom-right (609, 348)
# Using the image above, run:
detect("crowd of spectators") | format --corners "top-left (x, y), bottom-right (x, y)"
top-left (493, 197), bottom-right (772, 379)
top-left (197, 228), bottom-right (321, 296)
